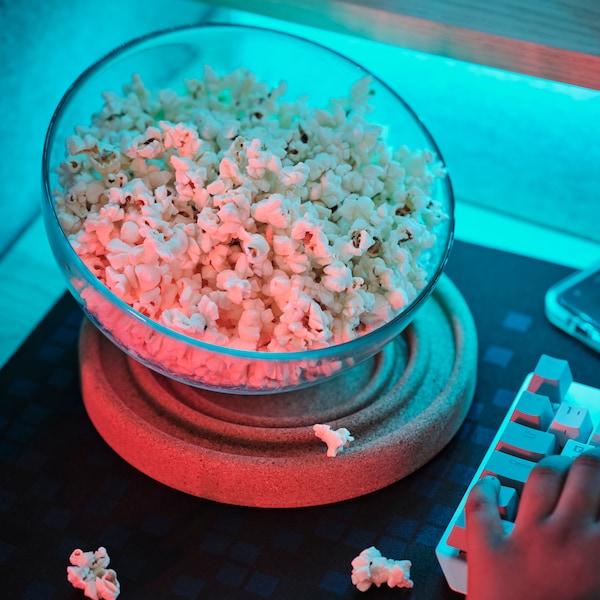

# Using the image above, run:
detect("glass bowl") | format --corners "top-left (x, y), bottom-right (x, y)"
top-left (42, 23), bottom-right (454, 395)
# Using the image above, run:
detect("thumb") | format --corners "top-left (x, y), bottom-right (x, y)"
top-left (465, 476), bottom-right (506, 553)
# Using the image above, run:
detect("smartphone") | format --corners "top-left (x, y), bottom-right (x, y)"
top-left (545, 262), bottom-right (600, 353)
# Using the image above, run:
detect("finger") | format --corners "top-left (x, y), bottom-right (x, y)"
top-left (554, 447), bottom-right (600, 521)
top-left (515, 454), bottom-right (571, 526)
top-left (465, 476), bottom-right (506, 552)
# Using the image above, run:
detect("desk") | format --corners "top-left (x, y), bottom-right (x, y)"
top-left (2, 240), bottom-right (600, 599)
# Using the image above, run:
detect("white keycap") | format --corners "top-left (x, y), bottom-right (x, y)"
top-left (496, 421), bottom-right (556, 462)
top-left (510, 390), bottom-right (555, 430)
top-left (481, 451), bottom-right (536, 493)
top-left (548, 403), bottom-right (593, 447)
top-left (497, 485), bottom-right (518, 521)
top-left (527, 355), bottom-right (573, 404)
top-left (561, 439), bottom-right (594, 458)
top-left (447, 504), bottom-right (515, 553)
top-left (589, 421), bottom-right (600, 447)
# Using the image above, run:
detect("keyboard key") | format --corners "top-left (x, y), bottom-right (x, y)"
top-left (481, 451), bottom-right (536, 493)
top-left (496, 421), bottom-right (556, 462)
top-left (548, 403), bottom-right (593, 447)
top-left (527, 355), bottom-right (572, 404)
top-left (510, 390), bottom-right (555, 430)
top-left (497, 485), bottom-right (518, 521)
top-left (447, 508), bottom-right (515, 553)
top-left (589, 421), bottom-right (600, 447)
top-left (446, 511), bottom-right (468, 552)
top-left (561, 439), bottom-right (594, 458)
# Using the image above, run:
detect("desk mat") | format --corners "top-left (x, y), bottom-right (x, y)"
top-left (2, 240), bottom-right (600, 600)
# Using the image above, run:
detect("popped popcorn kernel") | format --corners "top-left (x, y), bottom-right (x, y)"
top-left (67, 546), bottom-right (120, 600)
top-left (351, 546), bottom-right (413, 592)
top-left (313, 423), bottom-right (354, 457)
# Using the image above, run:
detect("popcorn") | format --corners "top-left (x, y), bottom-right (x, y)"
top-left (313, 423), bottom-right (354, 457)
top-left (124, 125), bottom-right (164, 159)
top-left (351, 546), bottom-right (413, 592)
top-left (55, 66), bottom-right (447, 381)
top-left (67, 133), bottom-right (99, 156)
top-left (67, 546), bottom-right (120, 600)
top-left (216, 269), bottom-right (252, 304)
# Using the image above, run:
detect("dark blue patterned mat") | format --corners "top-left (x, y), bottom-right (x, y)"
top-left (2, 241), bottom-right (599, 599)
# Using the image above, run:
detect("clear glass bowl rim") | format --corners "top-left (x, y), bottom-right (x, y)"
top-left (42, 21), bottom-right (455, 362)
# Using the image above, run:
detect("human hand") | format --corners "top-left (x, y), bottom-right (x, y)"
top-left (465, 448), bottom-right (600, 600)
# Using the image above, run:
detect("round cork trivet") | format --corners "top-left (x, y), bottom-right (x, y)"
top-left (79, 274), bottom-right (477, 507)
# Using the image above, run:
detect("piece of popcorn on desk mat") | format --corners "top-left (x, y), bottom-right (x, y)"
top-left (351, 546), bottom-right (413, 592)
top-left (67, 546), bottom-right (120, 600)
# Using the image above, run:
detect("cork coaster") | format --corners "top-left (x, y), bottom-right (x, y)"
top-left (79, 274), bottom-right (477, 507)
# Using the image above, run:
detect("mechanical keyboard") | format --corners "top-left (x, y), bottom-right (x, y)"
top-left (435, 355), bottom-right (600, 595)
